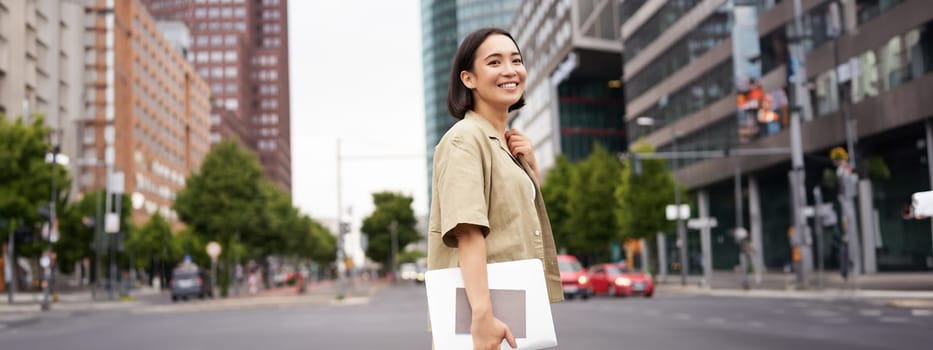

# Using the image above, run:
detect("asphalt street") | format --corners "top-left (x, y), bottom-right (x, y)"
top-left (1, 284), bottom-right (931, 350)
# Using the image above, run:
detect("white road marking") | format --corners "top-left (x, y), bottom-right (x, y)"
top-left (911, 309), bottom-right (933, 317)
top-left (706, 317), bottom-right (725, 325)
top-left (748, 321), bottom-right (766, 328)
top-left (879, 317), bottom-right (910, 324)
top-left (673, 313), bottom-right (691, 321)
top-left (859, 309), bottom-right (883, 317)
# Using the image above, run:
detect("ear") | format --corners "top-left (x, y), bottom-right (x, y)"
top-left (460, 70), bottom-right (476, 90)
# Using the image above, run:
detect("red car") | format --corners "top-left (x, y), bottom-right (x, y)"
top-left (557, 254), bottom-right (591, 300)
top-left (587, 263), bottom-right (654, 298)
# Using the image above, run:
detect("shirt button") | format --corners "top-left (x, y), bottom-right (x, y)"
top-left (534, 230), bottom-right (541, 236)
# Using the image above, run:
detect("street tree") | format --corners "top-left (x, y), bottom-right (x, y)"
top-left (57, 190), bottom-right (132, 275)
top-left (615, 142), bottom-right (677, 241)
top-left (541, 154), bottom-right (574, 253)
top-left (361, 192), bottom-right (419, 270)
top-left (309, 219), bottom-right (336, 264)
top-left (0, 114), bottom-right (70, 261)
top-left (566, 144), bottom-right (622, 263)
top-left (174, 140), bottom-right (265, 255)
top-left (126, 212), bottom-right (174, 269)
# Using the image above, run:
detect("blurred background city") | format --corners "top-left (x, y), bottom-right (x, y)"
top-left (1, 0), bottom-right (933, 349)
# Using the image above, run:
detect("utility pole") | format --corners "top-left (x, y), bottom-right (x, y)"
top-left (829, 0), bottom-right (856, 170)
top-left (41, 127), bottom-right (60, 311)
top-left (6, 218), bottom-right (16, 304)
top-left (672, 125), bottom-right (688, 286)
top-left (335, 139), bottom-right (346, 297)
top-left (813, 187), bottom-right (826, 288)
top-left (788, 0), bottom-right (814, 288)
top-left (390, 220), bottom-right (398, 283)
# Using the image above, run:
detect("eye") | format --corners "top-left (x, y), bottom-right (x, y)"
top-left (487, 60), bottom-right (500, 66)
top-left (512, 58), bottom-right (523, 64)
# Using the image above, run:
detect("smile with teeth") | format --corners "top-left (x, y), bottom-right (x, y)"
top-left (498, 82), bottom-right (518, 88)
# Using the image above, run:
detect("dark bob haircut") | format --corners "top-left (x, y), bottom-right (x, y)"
top-left (446, 27), bottom-right (525, 120)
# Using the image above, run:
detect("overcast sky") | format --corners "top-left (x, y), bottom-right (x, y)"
top-left (288, 0), bottom-right (428, 226)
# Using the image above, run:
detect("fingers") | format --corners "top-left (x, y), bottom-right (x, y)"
top-left (506, 129), bottom-right (531, 156)
top-left (504, 326), bottom-right (517, 349)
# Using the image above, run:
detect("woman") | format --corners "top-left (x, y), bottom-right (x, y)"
top-left (427, 27), bottom-right (562, 350)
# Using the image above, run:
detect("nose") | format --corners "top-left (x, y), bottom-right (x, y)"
top-left (502, 63), bottom-right (517, 76)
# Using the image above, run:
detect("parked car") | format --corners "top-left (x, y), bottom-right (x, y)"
top-left (587, 263), bottom-right (654, 298)
top-left (171, 265), bottom-right (213, 301)
top-left (557, 254), bottom-right (591, 300)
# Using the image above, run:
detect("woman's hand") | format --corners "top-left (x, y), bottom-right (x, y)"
top-left (471, 310), bottom-right (517, 350)
top-left (505, 129), bottom-right (539, 181)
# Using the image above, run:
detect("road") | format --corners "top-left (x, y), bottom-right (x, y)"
top-left (1, 284), bottom-right (931, 349)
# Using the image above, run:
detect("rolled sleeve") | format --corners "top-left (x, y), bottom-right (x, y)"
top-left (435, 136), bottom-right (489, 247)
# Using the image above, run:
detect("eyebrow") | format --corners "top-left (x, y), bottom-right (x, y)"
top-left (483, 51), bottom-right (522, 60)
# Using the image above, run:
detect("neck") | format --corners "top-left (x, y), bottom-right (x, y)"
top-left (473, 101), bottom-right (509, 133)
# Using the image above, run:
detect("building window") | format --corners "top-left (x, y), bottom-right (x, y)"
top-left (225, 99), bottom-right (238, 110)
top-left (225, 50), bottom-right (237, 62)
top-left (226, 83), bottom-right (237, 93)
top-left (225, 35), bottom-right (237, 46)
top-left (225, 67), bottom-right (237, 78)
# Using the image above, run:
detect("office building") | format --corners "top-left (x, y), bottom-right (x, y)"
top-left (623, 0), bottom-right (933, 272)
top-left (82, 0), bottom-right (212, 224)
top-left (0, 0), bottom-right (88, 198)
top-left (509, 0), bottom-right (625, 173)
top-left (142, 0), bottom-right (292, 192)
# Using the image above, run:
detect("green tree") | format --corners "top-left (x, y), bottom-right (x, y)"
top-left (541, 154), bottom-right (574, 252)
top-left (615, 142), bottom-right (677, 241)
top-left (171, 227), bottom-right (209, 267)
top-left (174, 140), bottom-right (265, 256)
top-left (361, 192), bottom-right (419, 269)
top-left (309, 220), bottom-right (336, 263)
top-left (397, 249), bottom-right (425, 264)
top-left (0, 114), bottom-right (70, 260)
top-left (566, 144), bottom-right (622, 262)
top-left (54, 192), bottom-right (97, 274)
top-left (126, 212), bottom-right (176, 270)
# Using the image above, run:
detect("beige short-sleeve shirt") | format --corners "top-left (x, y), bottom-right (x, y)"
top-left (427, 111), bottom-right (563, 303)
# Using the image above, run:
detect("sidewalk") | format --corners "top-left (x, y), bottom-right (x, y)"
top-left (657, 270), bottom-right (933, 305)
top-left (1, 278), bottom-right (391, 330)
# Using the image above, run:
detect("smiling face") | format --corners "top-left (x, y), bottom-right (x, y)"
top-left (459, 34), bottom-right (526, 114)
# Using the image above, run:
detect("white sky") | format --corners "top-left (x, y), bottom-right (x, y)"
top-left (288, 1), bottom-right (428, 228)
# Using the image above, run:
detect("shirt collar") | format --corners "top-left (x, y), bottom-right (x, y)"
top-left (464, 110), bottom-right (504, 139)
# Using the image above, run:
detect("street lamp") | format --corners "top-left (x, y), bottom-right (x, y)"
top-left (40, 127), bottom-right (64, 311)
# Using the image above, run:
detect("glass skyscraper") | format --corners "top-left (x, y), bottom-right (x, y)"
top-left (420, 0), bottom-right (521, 199)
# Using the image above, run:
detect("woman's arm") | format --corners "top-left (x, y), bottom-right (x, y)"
top-left (454, 223), bottom-right (517, 350)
